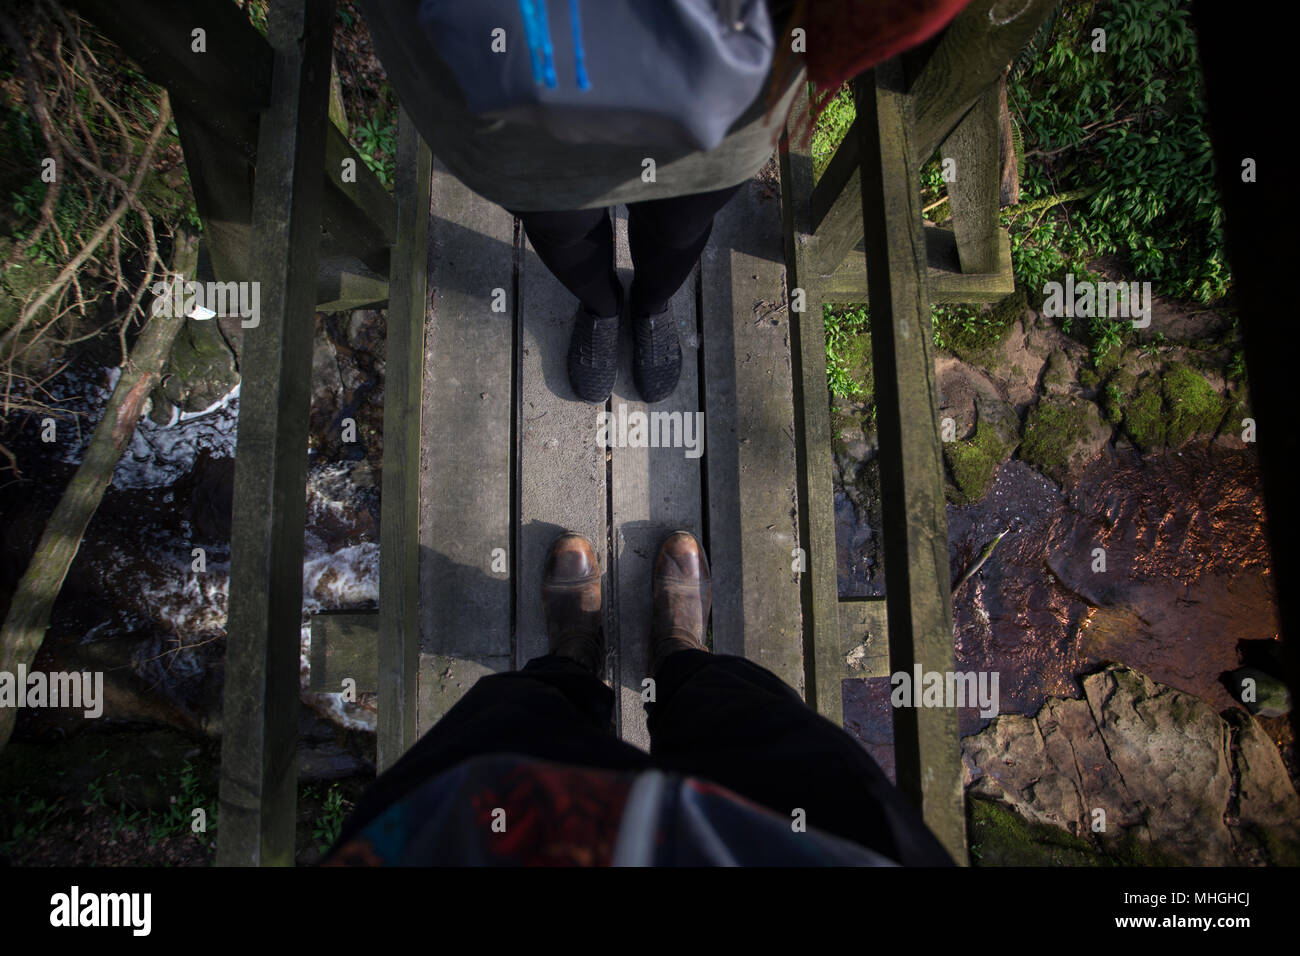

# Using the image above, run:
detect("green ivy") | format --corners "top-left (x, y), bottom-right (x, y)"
top-left (1007, 0), bottom-right (1228, 304)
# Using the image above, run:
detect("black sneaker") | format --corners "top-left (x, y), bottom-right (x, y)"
top-left (632, 302), bottom-right (682, 403)
top-left (566, 291), bottom-right (622, 404)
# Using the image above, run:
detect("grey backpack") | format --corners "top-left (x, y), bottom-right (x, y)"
top-left (416, 0), bottom-right (775, 151)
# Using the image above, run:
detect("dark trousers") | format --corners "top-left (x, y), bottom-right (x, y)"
top-left (338, 650), bottom-right (954, 865)
top-left (508, 183), bottom-right (745, 319)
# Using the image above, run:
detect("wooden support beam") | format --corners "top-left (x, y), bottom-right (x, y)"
top-left (179, 106), bottom-right (391, 311)
top-left (821, 225), bottom-right (1014, 304)
top-left (779, 83), bottom-right (844, 723)
top-left (72, 0), bottom-right (395, 271)
top-left (810, 0), bottom-right (1059, 275)
top-left (216, 0), bottom-right (333, 868)
top-left (376, 107), bottom-right (432, 771)
top-left (854, 62), bottom-right (966, 863)
top-left (940, 84), bottom-right (1002, 275)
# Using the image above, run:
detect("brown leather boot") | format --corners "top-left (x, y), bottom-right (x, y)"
top-left (650, 530), bottom-right (712, 673)
top-left (541, 532), bottom-right (604, 673)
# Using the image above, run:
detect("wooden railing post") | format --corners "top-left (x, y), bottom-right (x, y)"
top-left (216, 0), bottom-right (333, 867)
top-left (810, 0), bottom-right (1059, 277)
top-left (854, 61), bottom-right (967, 863)
top-left (780, 81), bottom-right (845, 723)
top-left (376, 108), bottom-right (432, 771)
top-left (940, 84), bottom-right (1002, 275)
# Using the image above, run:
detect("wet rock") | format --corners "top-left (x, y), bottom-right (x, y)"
top-left (963, 664), bottom-right (1300, 865)
top-left (1042, 348), bottom-right (1072, 394)
top-left (312, 331), bottom-right (344, 423)
top-left (163, 318), bottom-right (239, 413)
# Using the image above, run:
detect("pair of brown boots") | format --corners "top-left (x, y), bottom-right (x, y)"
top-left (541, 530), bottom-right (711, 675)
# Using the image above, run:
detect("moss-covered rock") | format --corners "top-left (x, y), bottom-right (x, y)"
top-left (1019, 396), bottom-right (1108, 485)
top-left (1042, 347), bottom-right (1071, 391)
top-left (1163, 362), bottom-right (1226, 447)
top-left (968, 797), bottom-right (1111, 867)
top-left (163, 318), bottom-right (239, 413)
top-left (1123, 374), bottom-right (1165, 449)
top-left (1121, 364), bottom-right (1225, 451)
top-left (944, 421), bottom-right (1005, 504)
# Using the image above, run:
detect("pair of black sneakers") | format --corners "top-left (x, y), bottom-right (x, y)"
top-left (566, 285), bottom-right (682, 404)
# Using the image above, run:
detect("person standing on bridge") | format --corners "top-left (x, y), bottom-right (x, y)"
top-left (358, 0), bottom-right (971, 404)
top-left (325, 529), bottom-right (953, 866)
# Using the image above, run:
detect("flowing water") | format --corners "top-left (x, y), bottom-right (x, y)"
top-left (838, 444), bottom-right (1278, 740)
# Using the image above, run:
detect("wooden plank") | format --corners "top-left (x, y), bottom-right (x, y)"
top-left (308, 611), bottom-right (378, 693)
top-left (376, 108), bottom-right (432, 771)
top-left (853, 62), bottom-right (966, 862)
top-left (699, 182), bottom-right (804, 691)
top-left (416, 159), bottom-right (516, 732)
top-left (779, 84), bottom-right (844, 723)
top-left (610, 209), bottom-right (703, 750)
top-left (940, 84), bottom-right (1002, 274)
top-left (809, 0), bottom-right (1058, 275)
top-left (216, 0), bottom-right (333, 868)
top-left (516, 233), bottom-right (608, 672)
top-left (838, 599), bottom-right (891, 679)
top-left (822, 225), bottom-right (1014, 303)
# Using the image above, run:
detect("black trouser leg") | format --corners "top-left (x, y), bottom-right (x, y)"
top-left (510, 206), bottom-right (622, 317)
top-left (625, 182), bottom-right (744, 315)
top-left (646, 649), bottom-right (955, 865)
top-left (335, 655), bottom-right (651, 845)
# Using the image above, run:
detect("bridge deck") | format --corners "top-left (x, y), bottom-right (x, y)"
top-left (413, 159), bottom-right (862, 747)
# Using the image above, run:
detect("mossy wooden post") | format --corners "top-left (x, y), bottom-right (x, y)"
top-left (854, 62), bottom-right (966, 863)
top-left (377, 108), bottom-right (432, 771)
top-left (216, 0), bottom-right (333, 867)
top-left (0, 230), bottom-right (198, 752)
top-left (779, 80), bottom-right (844, 722)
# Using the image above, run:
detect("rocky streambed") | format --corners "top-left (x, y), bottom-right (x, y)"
top-left (831, 293), bottom-right (1297, 864)
top-left (0, 309), bottom-right (393, 863)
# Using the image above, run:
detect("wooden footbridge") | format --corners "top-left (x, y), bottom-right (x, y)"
top-left (74, 0), bottom-right (1063, 865)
